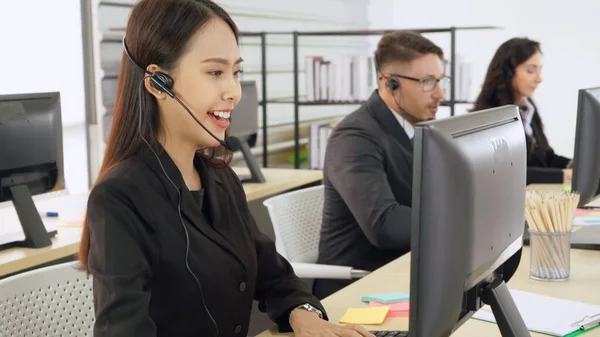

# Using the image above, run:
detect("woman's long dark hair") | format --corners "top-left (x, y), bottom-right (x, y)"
top-left (472, 37), bottom-right (551, 153)
top-left (79, 0), bottom-right (239, 272)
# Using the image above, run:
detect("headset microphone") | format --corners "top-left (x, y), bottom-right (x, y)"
top-left (169, 93), bottom-right (242, 152)
top-left (123, 36), bottom-right (240, 152)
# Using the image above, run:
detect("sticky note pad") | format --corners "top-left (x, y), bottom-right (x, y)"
top-left (369, 301), bottom-right (410, 318)
top-left (575, 209), bottom-right (600, 217)
top-left (361, 292), bottom-right (410, 304)
top-left (339, 306), bottom-right (389, 325)
top-left (57, 221), bottom-right (83, 228)
top-left (563, 185), bottom-right (572, 192)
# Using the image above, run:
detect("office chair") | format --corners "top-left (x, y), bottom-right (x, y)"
top-left (263, 185), bottom-right (369, 279)
top-left (0, 261), bottom-right (94, 336)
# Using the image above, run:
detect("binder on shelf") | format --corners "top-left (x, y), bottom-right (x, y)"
top-left (472, 289), bottom-right (600, 336)
top-left (309, 121), bottom-right (338, 170)
top-left (445, 53), bottom-right (473, 102)
top-left (304, 55), bottom-right (377, 103)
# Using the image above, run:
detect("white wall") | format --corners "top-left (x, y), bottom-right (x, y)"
top-left (512, 0), bottom-right (600, 158)
top-left (0, 0), bottom-right (89, 195)
top-left (369, 0), bottom-right (599, 158)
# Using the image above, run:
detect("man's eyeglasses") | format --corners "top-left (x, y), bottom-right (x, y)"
top-left (387, 73), bottom-right (451, 92)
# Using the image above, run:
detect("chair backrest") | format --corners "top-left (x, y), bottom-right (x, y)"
top-left (263, 184), bottom-right (324, 263)
top-left (0, 261), bottom-right (94, 337)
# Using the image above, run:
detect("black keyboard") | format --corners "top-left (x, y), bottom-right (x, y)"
top-left (370, 331), bottom-right (409, 337)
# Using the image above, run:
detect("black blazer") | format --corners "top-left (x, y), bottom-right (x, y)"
top-left (86, 147), bottom-right (326, 336)
top-left (525, 108), bottom-right (571, 184)
top-left (314, 90), bottom-right (413, 299)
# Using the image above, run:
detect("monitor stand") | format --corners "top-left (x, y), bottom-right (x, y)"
top-left (238, 139), bottom-right (266, 183)
top-left (580, 194), bottom-right (600, 209)
top-left (9, 184), bottom-right (52, 248)
top-left (480, 278), bottom-right (531, 337)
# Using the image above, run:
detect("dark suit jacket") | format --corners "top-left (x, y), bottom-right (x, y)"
top-left (314, 90), bottom-right (413, 299)
top-left (86, 147), bottom-right (326, 336)
top-left (525, 108), bottom-right (571, 184)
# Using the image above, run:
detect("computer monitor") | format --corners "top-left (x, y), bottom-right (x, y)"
top-left (230, 80), bottom-right (265, 183)
top-left (0, 92), bottom-right (64, 248)
top-left (571, 87), bottom-right (600, 208)
top-left (409, 105), bottom-right (529, 337)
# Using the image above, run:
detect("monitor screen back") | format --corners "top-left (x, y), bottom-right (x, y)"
top-left (0, 92), bottom-right (64, 196)
top-left (572, 87), bottom-right (600, 207)
top-left (229, 81), bottom-right (259, 141)
top-left (0, 93), bottom-right (63, 172)
top-left (410, 105), bottom-right (526, 336)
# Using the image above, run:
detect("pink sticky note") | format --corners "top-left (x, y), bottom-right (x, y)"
top-left (386, 310), bottom-right (409, 318)
top-left (575, 209), bottom-right (600, 217)
top-left (369, 301), bottom-right (410, 317)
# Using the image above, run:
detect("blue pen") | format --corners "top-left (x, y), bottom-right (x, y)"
top-left (39, 211), bottom-right (59, 218)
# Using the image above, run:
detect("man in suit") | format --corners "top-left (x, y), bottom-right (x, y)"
top-left (314, 31), bottom-right (448, 299)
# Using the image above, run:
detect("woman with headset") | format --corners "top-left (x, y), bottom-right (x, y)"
top-left (472, 37), bottom-right (572, 185)
top-left (78, 1), bottom-right (373, 336)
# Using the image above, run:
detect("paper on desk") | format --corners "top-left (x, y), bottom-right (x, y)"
top-left (339, 306), bottom-right (390, 325)
top-left (472, 289), bottom-right (600, 336)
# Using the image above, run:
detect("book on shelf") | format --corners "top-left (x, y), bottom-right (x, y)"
top-left (445, 53), bottom-right (473, 102)
top-left (305, 55), bottom-right (377, 103)
top-left (305, 53), bottom-right (473, 104)
top-left (309, 120), bottom-right (340, 170)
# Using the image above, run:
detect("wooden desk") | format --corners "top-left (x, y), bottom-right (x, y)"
top-left (237, 167), bottom-right (322, 201)
top-left (527, 183), bottom-right (564, 194)
top-left (0, 167), bottom-right (322, 278)
top-left (258, 247), bottom-right (600, 336)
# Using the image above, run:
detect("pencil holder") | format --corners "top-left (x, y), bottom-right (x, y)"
top-left (528, 229), bottom-right (571, 282)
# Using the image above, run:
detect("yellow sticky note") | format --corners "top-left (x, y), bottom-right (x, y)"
top-left (339, 306), bottom-right (390, 325)
top-left (57, 221), bottom-right (83, 228)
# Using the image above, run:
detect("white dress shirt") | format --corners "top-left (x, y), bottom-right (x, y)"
top-left (389, 107), bottom-right (415, 140)
top-left (520, 98), bottom-right (535, 137)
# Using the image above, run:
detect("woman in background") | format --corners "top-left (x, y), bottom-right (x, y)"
top-left (472, 37), bottom-right (572, 184)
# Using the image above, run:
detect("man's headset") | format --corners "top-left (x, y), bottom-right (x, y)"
top-left (387, 77), bottom-right (400, 91)
top-left (122, 36), bottom-right (241, 152)
top-left (375, 58), bottom-right (421, 126)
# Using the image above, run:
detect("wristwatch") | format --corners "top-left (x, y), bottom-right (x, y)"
top-left (289, 303), bottom-right (324, 325)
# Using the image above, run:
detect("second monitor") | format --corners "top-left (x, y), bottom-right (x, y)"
top-left (572, 86), bottom-right (600, 207)
top-left (229, 80), bottom-right (265, 183)
top-left (0, 92), bottom-right (64, 249)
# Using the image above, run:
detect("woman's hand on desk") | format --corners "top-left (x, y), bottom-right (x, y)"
top-left (290, 308), bottom-right (375, 336)
top-left (563, 169), bottom-right (573, 182)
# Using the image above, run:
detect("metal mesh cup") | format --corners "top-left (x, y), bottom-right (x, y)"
top-left (528, 229), bottom-right (571, 281)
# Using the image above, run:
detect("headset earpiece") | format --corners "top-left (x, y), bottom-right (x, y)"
top-left (503, 63), bottom-right (514, 78)
top-left (388, 78), bottom-right (400, 91)
top-left (150, 72), bottom-right (175, 97)
top-left (503, 48), bottom-right (515, 79)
